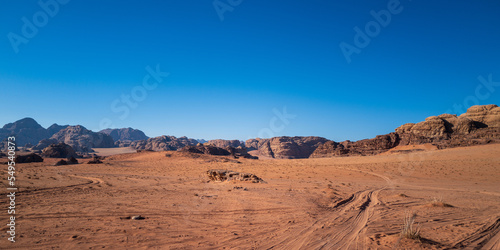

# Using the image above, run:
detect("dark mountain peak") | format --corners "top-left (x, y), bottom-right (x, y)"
top-left (2, 117), bottom-right (43, 130)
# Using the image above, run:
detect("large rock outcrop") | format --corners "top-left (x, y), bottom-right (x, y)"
top-left (50, 125), bottom-right (115, 152)
top-left (100, 128), bottom-right (148, 142)
top-left (459, 104), bottom-right (500, 128)
top-left (130, 135), bottom-right (198, 151)
top-left (205, 139), bottom-right (244, 148)
top-left (179, 144), bottom-right (257, 159)
top-left (311, 133), bottom-right (399, 157)
top-left (42, 142), bottom-right (78, 158)
top-left (393, 106), bottom-right (500, 146)
top-left (246, 136), bottom-right (328, 159)
top-left (15, 153), bottom-right (43, 163)
top-left (179, 145), bottom-right (231, 156)
top-left (313, 104), bottom-right (500, 158)
top-left (100, 128), bottom-right (149, 148)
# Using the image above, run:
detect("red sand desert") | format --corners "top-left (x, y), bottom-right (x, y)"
top-left (1, 144), bottom-right (499, 249)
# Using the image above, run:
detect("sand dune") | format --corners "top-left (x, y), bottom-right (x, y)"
top-left (1, 144), bottom-right (499, 249)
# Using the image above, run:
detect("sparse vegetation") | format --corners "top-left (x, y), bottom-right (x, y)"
top-left (400, 211), bottom-right (421, 240)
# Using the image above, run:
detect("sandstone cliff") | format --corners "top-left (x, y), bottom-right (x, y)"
top-left (245, 136), bottom-right (328, 159)
top-left (312, 104), bottom-right (500, 158)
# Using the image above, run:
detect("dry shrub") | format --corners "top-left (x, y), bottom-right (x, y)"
top-left (401, 211), bottom-right (421, 240)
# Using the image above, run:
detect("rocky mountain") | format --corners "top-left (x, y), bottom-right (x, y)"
top-left (0, 118), bottom-right (68, 149)
top-left (245, 136), bottom-right (329, 159)
top-left (312, 104), bottom-right (500, 158)
top-left (50, 125), bottom-right (115, 152)
top-left (47, 124), bottom-right (69, 136)
top-left (100, 128), bottom-right (148, 142)
top-left (130, 135), bottom-right (198, 151)
top-left (311, 133), bottom-right (399, 157)
top-left (205, 139), bottom-right (244, 148)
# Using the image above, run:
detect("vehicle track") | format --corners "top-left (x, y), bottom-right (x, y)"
top-left (2, 174), bottom-right (105, 197)
top-left (259, 186), bottom-right (384, 249)
top-left (448, 217), bottom-right (500, 250)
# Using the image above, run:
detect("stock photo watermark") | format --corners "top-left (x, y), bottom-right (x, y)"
top-left (340, 0), bottom-right (407, 64)
top-left (253, 106), bottom-right (297, 139)
top-left (5, 136), bottom-right (17, 243)
top-left (213, 0), bottom-right (243, 21)
top-left (446, 74), bottom-right (500, 115)
top-left (7, 0), bottom-right (70, 54)
top-left (99, 64), bottom-right (169, 130)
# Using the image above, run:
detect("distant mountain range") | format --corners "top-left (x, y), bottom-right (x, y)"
top-left (0, 118), bottom-right (68, 147)
top-left (1, 104), bottom-right (499, 158)
top-left (0, 119), bottom-right (147, 153)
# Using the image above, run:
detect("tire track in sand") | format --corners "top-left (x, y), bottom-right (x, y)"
top-left (8, 174), bottom-right (105, 196)
top-left (448, 217), bottom-right (500, 250)
top-left (260, 167), bottom-right (387, 249)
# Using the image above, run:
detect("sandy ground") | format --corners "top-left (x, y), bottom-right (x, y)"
top-left (1, 144), bottom-right (499, 249)
top-left (92, 147), bottom-right (137, 156)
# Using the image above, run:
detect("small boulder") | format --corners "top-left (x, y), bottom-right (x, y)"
top-left (55, 159), bottom-right (68, 166)
top-left (67, 156), bottom-right (78, 164)
top-left (87, 156), bottom-right (103, 164)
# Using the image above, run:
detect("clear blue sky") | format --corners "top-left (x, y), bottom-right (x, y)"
top-left (1, 0), bottom-right (499, 141)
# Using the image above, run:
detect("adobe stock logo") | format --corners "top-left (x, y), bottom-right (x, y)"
top-left (446, 74), bottom-right (500, 115)
top-left (213, 0), bottom-right (243, 21)
top-left (99, 64), bottom-right (169, 130)
top-left (7, 0), bottom-right (70, 54)
top-left (340, 0), bottom-right (408, 64)
top-left (256, 107), bottom-right (297, 139)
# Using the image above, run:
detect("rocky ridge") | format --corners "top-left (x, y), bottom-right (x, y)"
top-left (205, 139), bottom-right (244, 148)
top-left (130, 135), bottom-right (198, 151)
top-left (311, 104), bottom-right (500, 158)
top-left (50, 125), bottom-right (115, 152)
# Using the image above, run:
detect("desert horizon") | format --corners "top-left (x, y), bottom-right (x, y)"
top-left (2, 1), bottom-right (500, 249)
top-left (1, 104), bottom-right (500, 249)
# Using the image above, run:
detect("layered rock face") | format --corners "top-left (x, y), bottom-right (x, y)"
top-left (312, 104), bottom-right (500, 158)
top-left (205, 139), bottom-right (244, 148)
top-left (50, 125), bottom-right (115, 152)
top-left (130, 136), bottom-right (198, 151)
top-left (312, 133), bottom-right (400, 157)
top-left (458, 104), bottom-right (500, 128)
top-left (395, 105), bottom-right (500, 147)
top-left (246, 136), bottom-right (329, 159)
